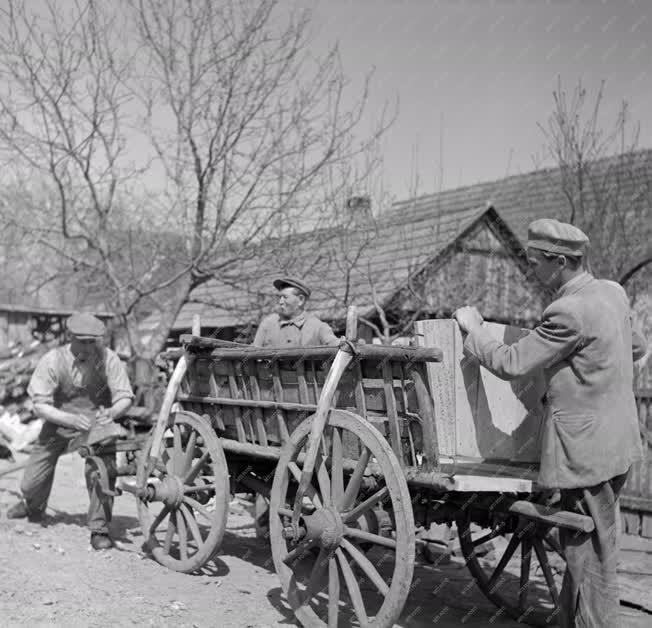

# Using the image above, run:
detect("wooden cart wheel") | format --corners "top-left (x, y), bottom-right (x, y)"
top-left (270, 409), bottom-right (415, 628)
top-left (457, 503), bottom-right (567, 626)
top-left (136, 410), bottom-right (229, 573)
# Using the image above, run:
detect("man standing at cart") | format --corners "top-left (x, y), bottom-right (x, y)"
top-left (250, 277), bottom-right (339, 537)
top-left (454, 218), bottom-right (647, 628)
top-left (253, 277), bottom-right (339, 347)
top-left (6, 313), bottom-right (134, 551)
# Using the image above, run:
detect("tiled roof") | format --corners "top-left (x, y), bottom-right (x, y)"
top-left (144, 148), bottom-right (652, 333)
top-left (162, 203), bottom-right (506, 332)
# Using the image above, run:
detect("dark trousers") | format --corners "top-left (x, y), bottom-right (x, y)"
top-left (20, 421), bottom-right (117, 534)
top-left (558, 472), bottom-right (628, 628)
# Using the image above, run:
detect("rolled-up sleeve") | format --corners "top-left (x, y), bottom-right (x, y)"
top-left (27, 352), bottom-right (59, 405)
top-left (106, 353), bottom-right (134, 405)
top-left (463, 303), bottom-right (583, 380)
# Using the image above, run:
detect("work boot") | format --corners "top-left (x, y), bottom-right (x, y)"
top-left (90, 532), bottom-right (114, 551)
top-left (6, 500), bottom-right (44, 523)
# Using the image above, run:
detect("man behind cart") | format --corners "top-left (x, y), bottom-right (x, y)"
top-left (253, 277), bottom-right (339, 347)
top-left (454, 218), bottom-right (646, 628)
top-left (6, 313), bottom-right (134, 550)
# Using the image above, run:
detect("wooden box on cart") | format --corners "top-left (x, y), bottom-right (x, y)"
top-left (414, 318), bottom-right (546, 463)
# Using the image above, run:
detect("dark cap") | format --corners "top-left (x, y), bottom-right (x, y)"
top-left (66, 312), bottom-right (106, 339)
top-left (273, 277), bottom-right (311, 298)
top-left (527, 218), bottom-right (589, 257)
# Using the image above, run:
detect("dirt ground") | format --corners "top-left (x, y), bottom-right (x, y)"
top-left (1, 453), bottom-right (651, 628)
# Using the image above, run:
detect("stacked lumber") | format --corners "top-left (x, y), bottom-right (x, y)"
top-left (0, 338), bottom-right (56, 454)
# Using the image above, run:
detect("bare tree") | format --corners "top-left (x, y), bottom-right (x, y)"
top-left (538, 77), bottom-right (652, 290)
top-left (0, 0), bottom-right (387, 371)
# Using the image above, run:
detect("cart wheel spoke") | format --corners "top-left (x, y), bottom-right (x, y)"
top-left (341, 447), bottom-right (370, 511)
top-left (344, 526), bottom-right (396, 550)
top-left (183, 449), bottom-right (211, 484)
top-left (331, 427), bottom-right (344, 509)
top-left (288, 461), bottom-right (322, 508)
top-left (488, 532), bottom-right (521, 591)
top-left (283, 539), bottom-right (318, 566)
top-left (180, 503), bottom-right (204, 547)
top-left (149, 505), bottom-right (170, 535)
top-left (519, 537), bottom-right (532, 612)
top-left (314, 448), bottom-right (331, 505)
top-left (472, 526), bottom-right (505, 548)
top-left (182, 430), bottom-right (198, 476)
top-left (184, 495), bottom-right (214, 524)
top-left (163, 511), bottom-right (176, 555)
top-left (341, 538), bottom-right (389, 596)
top-left (172, 424), bottom-right (183, 475)
top-left (533, 538), bottom-right (560, 606)
top-left (342, 486), bottom-right (389, 523)
top-left (327, 555), bottom-right (340, 628)
top-left (336, 547), bottom-right (369, 627)
top-left (176, 507), bottom-right (189, 561)
top-left (302, 548), bottom-right (329, 604)
top-left (183, 483), bottom-right (218, 494)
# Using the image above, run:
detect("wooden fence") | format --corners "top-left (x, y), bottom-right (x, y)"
top-left (621, 389), bottom-right (652, 537)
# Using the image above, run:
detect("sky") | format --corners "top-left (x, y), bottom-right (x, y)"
top-left (302, 0), bottom-right (652, 198)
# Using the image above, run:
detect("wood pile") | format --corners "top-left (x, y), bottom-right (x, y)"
top-left (0, 339), bottom-right (56, 455)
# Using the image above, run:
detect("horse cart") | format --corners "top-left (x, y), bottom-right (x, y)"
top-left (87, 309), bottom-right (593, 627)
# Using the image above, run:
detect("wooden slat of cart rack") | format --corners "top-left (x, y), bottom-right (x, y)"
top-left (247, 362), bottom-right (268, 447)
top-left (225, 361), bottom-right (247, 443)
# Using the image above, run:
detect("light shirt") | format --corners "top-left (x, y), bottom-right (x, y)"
top-left (253, 312), bottom-right (339, 348)
top-left (28, 345), bottom-right (134, 409)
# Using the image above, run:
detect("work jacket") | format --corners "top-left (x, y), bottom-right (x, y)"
top-left (464, 273), bottom-right (646, 489)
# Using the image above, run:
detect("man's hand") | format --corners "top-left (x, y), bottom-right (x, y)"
top-left (95, 407), bottom-right (114, 426)
top-left (453, 306), bottom-right (484, 333)
top-left (68, 413), bottom-right (92, 432)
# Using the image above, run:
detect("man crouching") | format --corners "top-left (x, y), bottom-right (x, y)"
top-left (6, 313), bottom-right (134, 550)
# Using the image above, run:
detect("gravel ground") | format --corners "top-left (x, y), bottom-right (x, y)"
top-left (0, 453), bottom-right (650, 628)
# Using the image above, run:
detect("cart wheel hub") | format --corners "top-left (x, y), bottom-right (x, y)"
top-left (147, 475), bottom-right (185, 508)
top-left (302, 507), bottom-right (344, 550)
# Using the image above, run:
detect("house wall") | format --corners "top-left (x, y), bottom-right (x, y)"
top-left (397, 219), bottom-right (546, 327)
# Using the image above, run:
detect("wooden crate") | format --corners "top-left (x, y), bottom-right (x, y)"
top-left (414, 319), bottom-right (546, 463)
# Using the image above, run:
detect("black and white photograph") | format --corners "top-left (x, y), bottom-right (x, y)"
top-left (0, 1), bottom-right (651, 626)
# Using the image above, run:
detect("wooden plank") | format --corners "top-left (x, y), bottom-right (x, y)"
top-left (272, 362), bottom-right (290, 444)
top-left (622, 512), bottom-right (642, 536)
top-left (225, 361), bottom-right (247, 443)
top-left (408, 363), bottom-right (439, 471)
top-left (177, 393), bottom-right (317, 414)
top-left (382, 361), bottom-right (404, 465)
top-left (237, 370), bottom-right (258, 443)
top-left (414, 319), bottom-right (546, 463)
top-left (248, 363), bottom-right (268, 447)
top-left (642, 513), bottom-right (652, 539)
top-left (413, 319), bottom-right (457, 456)
top-left (208, 372), bottom-right (226, 431)
top-left (296, 361), bottom-right (310, 405)
top-left (353, 358), bottom-right (367, 418)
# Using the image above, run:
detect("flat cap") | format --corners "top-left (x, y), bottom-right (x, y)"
top-left (66, 312), bottom-right (106, 338)
top-left (527, 218), bottom-right (589, 257)
top-left (273, 277), bottom-right (311, 298)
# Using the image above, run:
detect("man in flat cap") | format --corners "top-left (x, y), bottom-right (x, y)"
top-left (251, 278), bottom-right (338, 537)
top-left (454, 218), bottom-right (647, 627)
top-left (7, 313), bottom-right (134, 550)
top-left (253, 277), bottom-right (339, 348)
